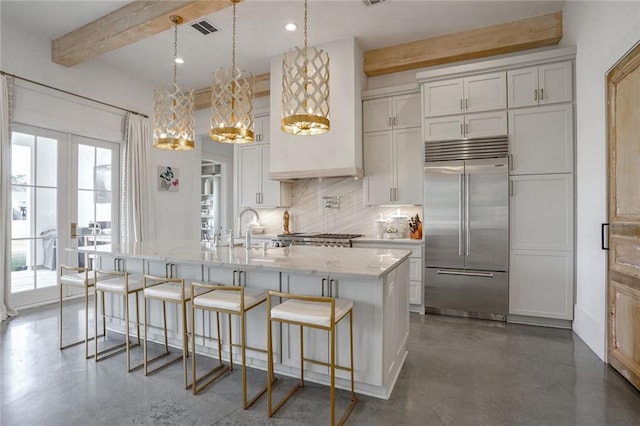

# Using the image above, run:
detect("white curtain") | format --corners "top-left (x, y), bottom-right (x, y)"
top-left (1, 75), bottom-right (17, 321)
top-left (122, 113), bottom-right (155, 243)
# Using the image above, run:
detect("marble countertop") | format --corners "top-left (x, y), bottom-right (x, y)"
top-left (79, 240), bottom-right (411, 280)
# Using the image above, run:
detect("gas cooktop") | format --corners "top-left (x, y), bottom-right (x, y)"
top-left (276, 233), bottom-right (362, 239)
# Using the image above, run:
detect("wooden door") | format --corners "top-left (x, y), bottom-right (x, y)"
top-left (607, 42), bottom-right (640, 391)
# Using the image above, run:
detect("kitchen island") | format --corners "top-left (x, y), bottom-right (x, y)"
top-left (81, 241), bottom-right (411, 399)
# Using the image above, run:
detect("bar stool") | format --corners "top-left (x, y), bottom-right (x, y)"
top-left (59, 264), bottom-right (102, 359)
top-left (266, 291), bottom-right (358, 426)
top-left (142, 274), bottom-right (191, 389)
top-left (190, 282), bottom-right (270, 408)
top-left (94, 269), bottom-right (144, 372)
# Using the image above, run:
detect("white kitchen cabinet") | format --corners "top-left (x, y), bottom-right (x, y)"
top-left (507, 61), bottom-right (572, 108)
top-left (509, 250), bottom-right (573, 320)
top-left (253, 114), bottom-right (270, 142)
top-left (509, 173), bottom-right (574, 320)
top-left (363, 93), bottom-right (421, 132)
top-left (423, 71), bottom-right (506, 117)
top-left (510, 174), bottom-right (573, 252)
top-left (352, 241), bottom-right (423, 312)
top-left (508, 104), bottom-right (573, 175)
top-left (364, 127), bottom-right (423, 205)
top-left (238, 143), bottom-right (290, 208)
top-left (424, 110), bottom-right (507, 141)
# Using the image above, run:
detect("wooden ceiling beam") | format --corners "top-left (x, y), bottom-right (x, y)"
top-left (363, 11), bottom-right (563, 77)
top-left (52, 0), bottom-right (232, 67)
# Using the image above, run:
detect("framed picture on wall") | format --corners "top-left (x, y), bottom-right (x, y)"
top-left (158, 166), bottom-right (179, 192)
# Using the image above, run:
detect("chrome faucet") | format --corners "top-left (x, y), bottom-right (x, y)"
top-left (237, 207), bottom-right (260, 238)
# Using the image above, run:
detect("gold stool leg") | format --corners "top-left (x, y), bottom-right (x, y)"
top-left (330, 322), bottom-right (336, 426)
top-left (58, 279), bottom-right (63, 349)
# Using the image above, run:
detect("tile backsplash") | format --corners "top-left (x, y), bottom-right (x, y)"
top-left (253, 177), bottom-right (422, 237)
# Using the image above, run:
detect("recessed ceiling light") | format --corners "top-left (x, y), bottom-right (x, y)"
top-left (174, 57), bottom-right (184, 64)
top-left (285, 22), bottom-right (297, 32)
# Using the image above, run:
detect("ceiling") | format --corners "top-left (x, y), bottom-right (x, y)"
top-left (1, 0), bottom-right (566, 90)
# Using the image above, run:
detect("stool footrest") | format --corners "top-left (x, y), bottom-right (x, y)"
top-left (268, 381), bottom-right (303, 417)
top-left (95, 341), bottom-right (130, 361)
top-left (60, 334), bottom-right (103, 351)
top-left (193, 363), bottom-right (230, 394)
top-left (302, 357), bottom-right (353, 371)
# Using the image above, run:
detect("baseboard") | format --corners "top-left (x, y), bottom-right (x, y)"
top-left (573, 303), bottom-right (606, 362)
top-left (507, 314), bottom-right (572, 329)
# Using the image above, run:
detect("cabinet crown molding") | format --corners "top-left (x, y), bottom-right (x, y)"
top-left (417, 46), bottom-right (576, 83)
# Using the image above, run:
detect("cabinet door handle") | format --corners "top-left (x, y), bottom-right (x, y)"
top-left (540, 88), bottom-right (544, 100)
top-left (460, 124), bottom-right (464, 136)
top-left (390, 188), bottom-right (393, 202)
top-left (465, 123), bottom-right (469, 135)
top-left (321, 277), bottom-right (327, 297)
top-left (238, 270), bottom-right (245, 286)
top-left (465, 98), bottom-right (468, 109)
top-left (509, 180), bottom-right (514, 197)
top-left (329, 278), bottom-right (337, 297)
top-left (394, 188), bottom-right (398, 202)
top-left (388, 117), bottom-right (392, 128)
top-left (601, 223), bottom-right (610, 251)
top-left (460, 99), bottom-right (463, 111)
top-left (534, 89), bottom-right (538, 101)
top-left (509, 154), bottom-right (513, 171)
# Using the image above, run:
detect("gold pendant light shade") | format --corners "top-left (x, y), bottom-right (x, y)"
top-left (210, 65), bottom-right (255, 143)
top-left (281, 46), bottom-right (330, 135)
top-left (153, 15), bottom-right (195, 150)
top-left (281, 0), bottom-right (330, 136)
top-left (210, 0), bottom-right (255, 144)
top-left (153, 83), bottom-right (195, 150)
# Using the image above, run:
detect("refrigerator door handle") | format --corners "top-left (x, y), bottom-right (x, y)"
top-left (465, 173), bottom-right (471, 256)
top-left (458, 172), bottom-right (464, 256)
top-left (437, 269), bottom-right (494, 278)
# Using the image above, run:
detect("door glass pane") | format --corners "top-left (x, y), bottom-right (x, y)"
top-left (11, 239), bottom-right (32, 293)
top-left (11, 135), bottom-right (32, 185)
top-left (11, 186), bottom-right (31, 238)
top-left (78, 189), bottom-right (95, 230)
top-left (78, 144), bottom-right (95, 190)
top-left (36, 137), bottom-right (57, 186)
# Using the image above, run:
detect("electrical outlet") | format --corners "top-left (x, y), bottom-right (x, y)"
top-left (70, 222), bottom-right (77, 237)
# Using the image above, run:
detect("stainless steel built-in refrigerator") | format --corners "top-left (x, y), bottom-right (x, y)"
top-left (423, 138), bottom-right (509, 321)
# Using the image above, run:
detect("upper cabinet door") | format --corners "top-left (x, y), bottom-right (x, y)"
top-left (363, 98), bottom-right (393, 133)
top-left (424, 115), bottom-right (465, 142)
top-left (507, 66), bottom-right (538, 108)
top-left (463, 72), bottom-right (507, 113)
top-left (254, 115), bottom-right (270, 143)
top-left (423, 78), bottom-right (464, 117)
top-left (392, 93), bottom-right (421, 129)
top-left (508, 104), bottom-right (574, 175)
top-left (464, 111), bottom-right (508, 139)
top-left (238, 145), bottom-right (262, 207)
top-left (539, 61), bottom-right (573, 105)
top-left (364, 131), bottom-right (394, 205)
top-left (394, 127), bottom-right (423, 205)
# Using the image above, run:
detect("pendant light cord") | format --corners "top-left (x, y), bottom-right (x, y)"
top-left (173, 20), bottom-right (178, 85)
top-left (232, 1), bottom-right (237, 72)
top-left (304, 0), bottom-right (308, 50)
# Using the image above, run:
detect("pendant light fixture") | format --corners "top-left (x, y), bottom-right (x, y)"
top-left (210, 0), bottom-right (255, 144)
top-left (281, 0), bottom-right (330, 136)
top-left (153, 15), bottom-right (195, 150)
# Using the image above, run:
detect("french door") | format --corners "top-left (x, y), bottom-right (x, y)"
top-left (9, 124), bottom-right (120, 308)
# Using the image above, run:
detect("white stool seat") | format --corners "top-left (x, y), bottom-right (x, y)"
top-left (96, 274), bottom-right (143, 293)
top-left (193, 287), bottom-right (267, 312)
top-left (271, 298), bottom-right (354, 328)
top-left (144, 282), bottom-right (192, 302)
top-left (60, 272), bottom-right (95, 287)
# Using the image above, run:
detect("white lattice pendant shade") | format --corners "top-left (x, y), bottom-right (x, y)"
top-left (210, 66), bottom-right (255, 144)
top-left (281, 46), bottom-right (330, 135)
top-left (153, 83), bottom-right (195, 150)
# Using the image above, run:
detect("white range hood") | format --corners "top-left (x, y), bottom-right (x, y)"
top-left (269, 37), bottom-right (365, 180)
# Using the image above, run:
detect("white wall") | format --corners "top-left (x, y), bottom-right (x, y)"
top-left (562, 1), bottom-right (640, 361)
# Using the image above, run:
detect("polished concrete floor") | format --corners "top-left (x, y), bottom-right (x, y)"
top-left (2, 300), bottom-right (640, 426)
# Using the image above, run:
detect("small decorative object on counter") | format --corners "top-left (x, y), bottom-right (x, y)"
top-left (373, 214), bottom-right (389, 239)
top-left (409, 214), bottom-right (422, 240)
top-left (389, 209), bottom-right (409, 238)
top-left (283, 210), bottom-right (290, 234)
